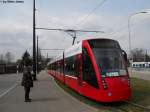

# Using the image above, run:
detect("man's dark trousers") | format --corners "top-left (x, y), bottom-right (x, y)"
top-left (24, 87), bottom-right (30, 100)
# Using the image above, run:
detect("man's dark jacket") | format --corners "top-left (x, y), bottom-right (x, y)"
top-left (21, 68), bottom-right (33, 87)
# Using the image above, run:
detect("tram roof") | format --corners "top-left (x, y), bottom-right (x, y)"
top-left (48, 38), bottom-right (119, 64)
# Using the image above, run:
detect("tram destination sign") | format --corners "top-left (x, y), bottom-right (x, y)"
top-left (0, 0), bottom-right (24, 4)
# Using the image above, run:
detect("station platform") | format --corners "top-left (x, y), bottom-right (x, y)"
top-left (0, 71), bottom-right (96, 112)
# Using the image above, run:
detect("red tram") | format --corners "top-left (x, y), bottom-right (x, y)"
top-left (47, 38), bottom-right (131, 102)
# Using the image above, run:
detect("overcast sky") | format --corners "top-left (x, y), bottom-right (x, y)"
top-left (0, 0), bottom-right (150, 61)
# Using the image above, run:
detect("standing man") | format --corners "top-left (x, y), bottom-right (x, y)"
top-left (21, 66), bottom-right (33, 102)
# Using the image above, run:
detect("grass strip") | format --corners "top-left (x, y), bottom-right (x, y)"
top-left (55, 78), bottom-right (150, 112)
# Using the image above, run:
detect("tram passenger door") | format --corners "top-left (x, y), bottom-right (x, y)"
top-left (75, 54), bottom-right (82, 94)
top-left (81, 48), bottom-right (99, 97)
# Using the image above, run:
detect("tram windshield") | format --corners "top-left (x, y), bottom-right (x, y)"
top-left (88, 39), bottom-right (127, 77)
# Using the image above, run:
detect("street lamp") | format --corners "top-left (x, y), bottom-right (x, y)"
top-left (128, 11), bottom-right (148, 62)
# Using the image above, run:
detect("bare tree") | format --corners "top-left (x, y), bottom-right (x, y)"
top-left (5, 52), bottom-right (14, 64)
top-left (0, 54), bottom-right (5, 64)
top-left (130, 48), bottom-right (149, 62)
top-left (22, 50), bottom-right (32, 66)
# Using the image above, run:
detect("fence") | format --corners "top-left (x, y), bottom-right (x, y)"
top-left (0, 64), bottom-right (17, 74)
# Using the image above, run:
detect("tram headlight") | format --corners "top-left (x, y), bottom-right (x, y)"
top-left (103, 84), bottom-right (107, 89)
top-left (128, 78), bottom-right (130, 87)
top-left (102, 80), bottom-right (107, 89)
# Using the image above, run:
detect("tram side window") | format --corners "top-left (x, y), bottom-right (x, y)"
top-left (82, 48), bottom-right (99, 89)
top-left (47, 64), bottom-right (51, 70)
top-left (51, 63), bottom-right (55, 71)
top-left (56, 60), bottom-right (63, 74)
top-left (56, 61), bottom-right (60, 73)
top-left (60, 60), bottom-right (64, 74)
top-left (74, 57), bottom-right (80, 77)
top-left (65, 56), bottom-right (76, 76)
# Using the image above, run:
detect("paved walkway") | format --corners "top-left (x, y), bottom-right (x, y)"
top-left (0, 71), bottom-right (97, 112)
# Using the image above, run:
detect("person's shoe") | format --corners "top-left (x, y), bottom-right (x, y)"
top-left (28, 98), bottom-right (32, 101)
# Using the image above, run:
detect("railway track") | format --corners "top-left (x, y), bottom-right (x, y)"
top-left (107, 100), bottom-right (150, 112)
top-left (123, 100), bottom-right (150, 111)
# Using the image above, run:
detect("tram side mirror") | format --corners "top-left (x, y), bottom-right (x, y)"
top-left (122, 50), bottom-right (128, 62)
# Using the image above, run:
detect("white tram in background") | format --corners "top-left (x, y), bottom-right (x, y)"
top-left (132, 62), bottom-right (150, 68)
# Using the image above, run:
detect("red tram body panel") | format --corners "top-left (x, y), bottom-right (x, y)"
top-left (47, 38), bottom-right (131, 102)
